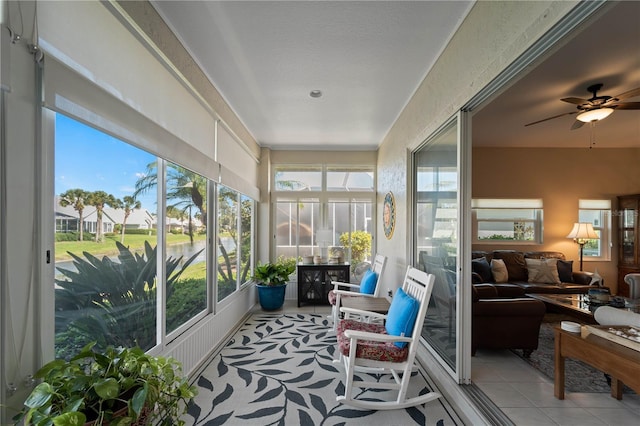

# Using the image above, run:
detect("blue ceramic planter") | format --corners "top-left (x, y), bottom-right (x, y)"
top-left (256, 284), bottom-right (287, 310)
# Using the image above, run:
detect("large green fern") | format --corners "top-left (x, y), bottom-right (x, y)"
top-left (55, 241), bottom-right (202, 358)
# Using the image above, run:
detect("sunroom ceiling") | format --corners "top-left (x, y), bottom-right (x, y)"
top-left (150, 0), bottom-right (474, 150)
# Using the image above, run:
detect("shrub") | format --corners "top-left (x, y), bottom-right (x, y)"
top-left (55, 232), bottom-right (81, 242)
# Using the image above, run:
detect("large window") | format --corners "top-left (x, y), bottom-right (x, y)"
top-left (472, 199), bottom-right (544, 244)
top-left (54, 113), bottom-right (255, 358)
top-left (163, 162), bottom-right (208, 334)
top-left (55, 114), bottom-right (159, 358)
top-left (578, 199), bottom-right (611, 260)
top-left (217, 185), bottom-right (254, 302)
top-left (273, 166), bottom-right (375, 274)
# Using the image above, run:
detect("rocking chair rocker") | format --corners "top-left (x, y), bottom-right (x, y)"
top-left (334, 266), bottom-right (440, 410)
top-left (328, 254), bottom-right (387, 331)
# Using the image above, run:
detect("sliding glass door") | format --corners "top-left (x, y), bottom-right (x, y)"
top-left (413, 113), bottom-right (472, 382)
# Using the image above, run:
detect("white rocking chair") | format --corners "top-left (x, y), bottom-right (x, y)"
top-left (328, 254), bottom-right (387, 331)
top-left (334, 266), bottom-right (440, 410)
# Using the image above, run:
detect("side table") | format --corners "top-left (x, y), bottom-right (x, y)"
top-left (297, 263), bottom-right (350, 307)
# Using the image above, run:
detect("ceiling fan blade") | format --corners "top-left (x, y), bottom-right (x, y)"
top-left (561, 97), bottom-right (589, 105)
top-left (525, 111), bottom-right (578, 127)
top-left (571, 120), bottom-right (585, 130)
top-left (614, 87), bottom-right (640, 101)
top-left (611, 102), bottom-right (640, 110)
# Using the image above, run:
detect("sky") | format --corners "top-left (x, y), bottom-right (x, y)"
top-left (55, 114), bottom-right (157, 212)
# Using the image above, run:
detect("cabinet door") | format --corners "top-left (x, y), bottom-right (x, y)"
top-left (618, 198), bottom-right (638, 265)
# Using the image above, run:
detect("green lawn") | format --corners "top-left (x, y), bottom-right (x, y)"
top-left (55, 233), bottom-right (206, 261)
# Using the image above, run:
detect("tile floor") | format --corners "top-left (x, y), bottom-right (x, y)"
top-left (472, 349), bottom-right (640, 425)
top-left (277, 300), bottom-right (640, 425)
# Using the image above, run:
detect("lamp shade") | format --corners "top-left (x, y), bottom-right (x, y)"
top-left (566, 222), bottom-right (599, 240)
top-left (576, 108), bottom-right (613, 123)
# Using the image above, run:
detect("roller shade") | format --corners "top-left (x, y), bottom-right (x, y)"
top-left (217, 123), bottom-right (259, 198)
top-left (38, 0), bottom-right (219, 180)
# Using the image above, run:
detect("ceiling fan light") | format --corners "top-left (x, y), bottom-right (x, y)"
top-left (576, 107), bottom-right (613, 123)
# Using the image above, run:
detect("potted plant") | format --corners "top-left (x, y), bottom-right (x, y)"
top-left (253, 257), bottom-right (296, 310)
top-left (14, 342), bottom-right (197, 426)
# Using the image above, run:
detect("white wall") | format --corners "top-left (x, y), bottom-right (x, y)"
top-left (375, 0), bottom-right (579, 295)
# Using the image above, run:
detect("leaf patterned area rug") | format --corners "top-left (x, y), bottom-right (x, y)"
top-left (185, 313), bottom-right (462, 425)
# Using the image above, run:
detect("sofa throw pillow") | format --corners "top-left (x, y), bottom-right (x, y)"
top-left (359, 269), bottom-right (378, 294)
top-left (490, 259), bottom-right (509, 283)
top-left (556, 259), bottom-right (574, 283)
top-left (472, 257), bottom-right (493, 283)
top-left (525, 258), bottom-right (561, 284)
top-left (385, 288), bottom-right (420, 348)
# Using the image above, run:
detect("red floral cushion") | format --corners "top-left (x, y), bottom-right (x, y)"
top-left (336, 319), bottom-right (409, 363)
top-left (328, 290), bottom-right (337, 305)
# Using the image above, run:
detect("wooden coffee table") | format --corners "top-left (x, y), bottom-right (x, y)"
top-left (554, 327), bottom-right (640, 399)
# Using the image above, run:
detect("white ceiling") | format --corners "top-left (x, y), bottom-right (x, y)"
top-left (151, 0), bottom-right (474, 150)
top-left (151, 1), bottom-right (640, 151)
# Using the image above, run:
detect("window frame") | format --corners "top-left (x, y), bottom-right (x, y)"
top-left (272, 165), bottom-right (376, 265)
top-left (578, 199), bottom-right (611, 261)
top-left (51, 111), bottom-right (258, 355)
top-left (472, 198), bottom-right (544, 244)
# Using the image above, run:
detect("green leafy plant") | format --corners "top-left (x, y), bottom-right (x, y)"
top-left (253, 256), bottom-right (296, 286)
top-left (54, 241), bottom-right (202, 358)
top-left (14, 342), bottom-right (197, 426)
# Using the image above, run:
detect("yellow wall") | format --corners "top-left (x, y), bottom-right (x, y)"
top-left (472, 147), bottom-right (640, 294)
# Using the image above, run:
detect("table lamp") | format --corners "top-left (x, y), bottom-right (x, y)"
top-left (566, 222), bottom-right (599, 271)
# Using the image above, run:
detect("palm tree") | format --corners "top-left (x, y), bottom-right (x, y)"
top-left (135, 162), bottom-right (207, 242)
top-left (58, 189), bottom-right (89, 241)
top-left (85, 191), bottom-right (120, 243)
top-left (120, 195), bottom-right (142, 243)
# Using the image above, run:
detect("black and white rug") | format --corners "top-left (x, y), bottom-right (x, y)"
top-left (513, 321), bottom-right (635, 394)
top-left (185, 313), bottom-right (462, 425)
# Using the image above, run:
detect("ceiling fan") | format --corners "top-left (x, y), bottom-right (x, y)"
top-left (525, 83), bottom-right (640, 129)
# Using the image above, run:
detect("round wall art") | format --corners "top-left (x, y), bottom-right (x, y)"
top-left (383, 191), bottom-right (396, 239)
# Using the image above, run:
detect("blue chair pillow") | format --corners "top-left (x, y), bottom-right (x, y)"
top-left (385, 288), bottom-right (420, 348)
top-left (359, 269), bottom-right (378, 294)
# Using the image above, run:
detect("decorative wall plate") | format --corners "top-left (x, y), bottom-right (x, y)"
top-left (383, 191), bottom-right (396, 239)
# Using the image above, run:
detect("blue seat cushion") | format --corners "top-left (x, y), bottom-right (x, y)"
top-left (359, 269), bottom-right (378, 294)
top-left (385, 288), bottom-right (420, 348)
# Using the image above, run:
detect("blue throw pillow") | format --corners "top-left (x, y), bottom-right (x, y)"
top-left (385, 288), bottom-right (420, 348)
top-left (359, 270), bottom-right (378, 294)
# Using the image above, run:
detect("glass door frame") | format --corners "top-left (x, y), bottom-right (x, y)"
top-left (410, 111), bottom-right (472, 384)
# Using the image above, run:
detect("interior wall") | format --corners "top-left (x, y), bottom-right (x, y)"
top-left (376, 0), bottom-right (579, 294)
top-left (472, 147), bottom-right (640, 294)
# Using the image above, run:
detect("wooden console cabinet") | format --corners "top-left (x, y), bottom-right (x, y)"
top-left (297, 264), bottom-right (350, 307)
top-left (617, 194), bottom-right (640, 297)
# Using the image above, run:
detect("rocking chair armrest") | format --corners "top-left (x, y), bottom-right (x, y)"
top-left (344, 329), bottom-right (412, 344)
top-left (332, 281), bottom-right (361, 291)
top-left (332, 288), bottom-right (372, 297)
top-left (339, 307), bottom-right (388, 320)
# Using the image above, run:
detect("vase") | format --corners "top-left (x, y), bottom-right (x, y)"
top-left (256, 284), bottom-right (287, 310)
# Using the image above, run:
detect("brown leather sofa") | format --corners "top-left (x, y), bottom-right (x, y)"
top-left (472, 250), bottom-right (596, 294)
top-left (472, 283), bottom-right (546, 357)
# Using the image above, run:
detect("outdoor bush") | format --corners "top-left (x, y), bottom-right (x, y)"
top-left (166, 277), bottom-right (207, 333)
top-left (55, 232), bottom-right (81, 242)
top-left (54, 241), bottom-right (202, 359)
top-left (126, 228), bottom-right (157, 235)
top-left (339, 230), bottom-right (372, 264)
